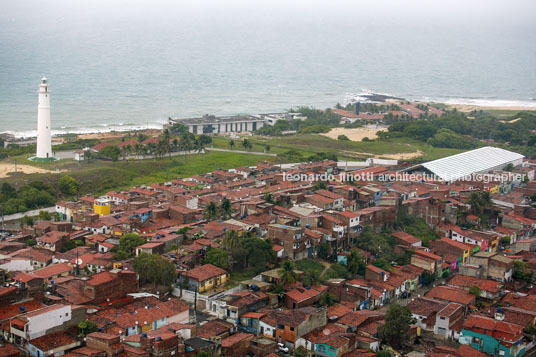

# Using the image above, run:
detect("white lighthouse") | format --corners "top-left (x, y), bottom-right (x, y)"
top-left (36, 76), bottom-right (53, 159)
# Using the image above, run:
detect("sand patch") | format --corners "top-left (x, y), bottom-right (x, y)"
top-left (341, 150), bottom-right (422, 160)
top-left (77, 129), bottom-right (161, 141)
top-left (321, 127), bottom-right (387, 141)
top-left (0, 163), bottom-right (63, 178)
top-left (447, 104), bottom-right (536, 113)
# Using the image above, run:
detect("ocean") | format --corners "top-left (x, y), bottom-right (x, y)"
top-left (1, 0), bottom-right (535, 137)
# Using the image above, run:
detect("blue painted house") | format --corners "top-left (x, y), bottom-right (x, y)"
top-left (459, 314), bottom-right (527, 357)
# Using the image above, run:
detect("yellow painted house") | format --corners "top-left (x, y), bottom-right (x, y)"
top-left (181, 263), bottom-right (229, 293)
top-left (93, 198), bottom-right (111, 216)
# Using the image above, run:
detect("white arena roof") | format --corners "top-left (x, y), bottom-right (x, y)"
top-left (403, 146), bottom-right (524, 182)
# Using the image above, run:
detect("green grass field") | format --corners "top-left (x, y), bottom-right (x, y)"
top-left (212, 134), bottom-right (464, 162)
top-left (1, 151), bottom-right (278, 196)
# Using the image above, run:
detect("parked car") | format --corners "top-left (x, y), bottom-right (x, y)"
top-left (278, 343), bottom-right (289, 353)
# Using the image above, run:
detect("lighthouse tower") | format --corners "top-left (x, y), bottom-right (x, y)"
top-left (36, 76), bottom-right (53, 159)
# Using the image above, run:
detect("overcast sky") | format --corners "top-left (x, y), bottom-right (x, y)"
top-left (2, 0), bottom-right (536, 30)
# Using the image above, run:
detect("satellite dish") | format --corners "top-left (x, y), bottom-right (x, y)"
top-left (76, 258), bottom-right (83, 265)
top-left (323, 329), bottom-right (330, 335)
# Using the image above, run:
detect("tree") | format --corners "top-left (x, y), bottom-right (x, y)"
top-left (203, 248), bottom-right (229, 269)
top-left (58, 175), bottom-right (80, 195)
top-left (115, 233), bottom-right (146, 259)
top-left (504, 163), bottom-right (514, 172)
top-left (263, 193), bottom-right (274, 204)
top-left (319, 292), bottom-right (337, 306)
top-left (133, 253), bottom-right (176, 288)
top-left (347, 248), bottom-right (366, 276)
top-left (220, 198), bottom-right (232, 219)
top-left (318, 243), bottom-right (329, 260)
top-left (204, 201), bottom-right (219, 220)
top-left (514, 260), bottom-right (534, 283)
top-left (301, 269), bottom-right (320, 287)
top-left (78, 320), bottom-right (98, 337)
top-left (378, 304), bottom-right (416, 350)
top-left (27, 239), bottom-right (36, 246)
top-left (242, 139), bottom-right (250, 151)
top-left (179, 132), bottom-right (194, 160)
top-left (160, 129), bottom-right (172, 159)
top-left (99, 145), bottom-right (121, 161)
top-left (278, 261), bottom-right (297, 286)
top-left (229, 139), bottom-right (235, 150)
top-left (312, 181), bottom-right (326, 192)
top-left (421, 271), bottom-right (436, 286)
top-left (501, 236), bottom-right (511, 248)
top-left (20, 215), bottom-right (34, 228)
top-left (338, 134), bottom-right (350, 141)
top-left (198, 135), bottom-right (212, 146)
top-left (83, 149), bottom-right (94, 163)
top-left (1, 183), bottom-right (16, 198)
top-left (265, 144), bottom-right (270, 152)
top-left (469, 285), bottom-right (481, 297)
top-left (38, 210), bottom-right (52, 221)
top-left (169, 122), bottom-right (189, 135)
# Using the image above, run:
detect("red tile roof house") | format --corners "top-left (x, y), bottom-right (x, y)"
top-left (31, 262), bottom-right (73, 283)
top-left (36, 231), bottom-right (70, 252)
top-left (408, 297), bottom-right (463, 338)
top-left (284, 285), bottom-right (327, 309)
top-left (447, 275), bottom-right (503, 301)
top-left (460, 314), bottom-right (527, 357)
top-left (392, 231), bottom-right (422, 248)
top-left (89, 296), bottom-right (189, 337)
top-left (219, 291), bottom-right (269, 322)
top-left (425, 285), bottom-right (476, 309)
top-left (28, 330), bottom-right (81, 357)
top-left (179, 263), bottom-right (229, 293)
top-left (411, 249), bottom-right (443, 277)
top-left (221, 332), bottom-right (255, 357)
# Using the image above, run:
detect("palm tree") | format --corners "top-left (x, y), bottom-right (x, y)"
top-left (468, 192), bottom-right (484, 215)
top-left (179, 132), bottom-right (194, 161)
top-left (242, 139), bottom-right (249, 151)
top-left (204, 201), bottom-right (219, 220)
top-left (134, 143), bottom-right (143, 160)
top-left (229, 139), bottom-right (235, 150)
top-left (220, 198), bottom-right (232, 219)
top-left (160, 129), bottom-right (172, 159)
top-left (319, 292), bottom-right (337, 306)
top-left (278, 261), bottom-right (297, 286)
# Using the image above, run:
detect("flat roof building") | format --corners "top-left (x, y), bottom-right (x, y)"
top-left (167, 114), bottom-right (267, 135)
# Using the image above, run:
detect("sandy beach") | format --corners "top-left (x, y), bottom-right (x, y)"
top-left (0, 163), bottom-right (63, 178)
top-left (444, 104), bottom-right (536, 113)
top-left (321, 127), bottom-right (387, 141)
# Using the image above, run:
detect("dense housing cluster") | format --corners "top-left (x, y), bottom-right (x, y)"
top-left (1, 146), bottom-right (536, 357)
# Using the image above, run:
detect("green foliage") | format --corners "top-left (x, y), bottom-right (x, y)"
top-left (378, 304), bottom-right (416, 350)
top-left (376, 350), bottom-right (389, 357)
top-left (58, 175), bottom-right (80, 195)
top-left (296, 259), bottom-right (324, 286)
top-left (312, 181), bottom-right (327, 191)
top-left (169, 122), bottom-right (189, 135)
top-left (197, 134), bottom-right (212, 145)
top-left (19, 215), bottom-right (34, 228)
top-left (395, 210), bottom-right (437, 246)
top-left (78, 320), bottom-right (98, 337)
top-left (203, 248), bottom-right (229, 269)
top-left (355, 226), bottom-right (396, 259)
top-left (426, 128), bottom-right (478, 149)
top-left (468, 191), bottom-right (493, 216)
top-left (0, 181), bottom-right (56, 215)
top-left (321, 263), bottom-right (350, 280)
top-left (60, 240), bottom-right (78, 252)
top-left (337, 134), bottom-right (350, 141)
top-left (469, 285), bottom-right (481, 296)
top-left (38, 210), bottom-right (52, 221)
top-left (501, 236), bottom-right (511, 247)
top-left (300, 125), bottom-right (331, 134)
top-left (294, 346), bottom-right (308, 357)
top-left (27, 239), bottom-right (36, 246)
top-left (422, 271), bottom-right (436, 286)
top-left (115, 233), bottom-right (146, 259)
top-left (223, 230), bottom-right (275, 275)
top-left (347, 248), bottom-right (366, 276)
top-left (133, 253), bottom-right (176, 287)
top-left (278, 260), bottom-right (297, 286)
top-left (372, 258), bottom-right (392, 272)
top-left (319, 292), bottom-right (337, 306)
top-left (318, 243), bottom-right (329, 260)
top-left (99, 145), bottom-right (121, 161)
top-left (514, 260), bottom-right (534, 283)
